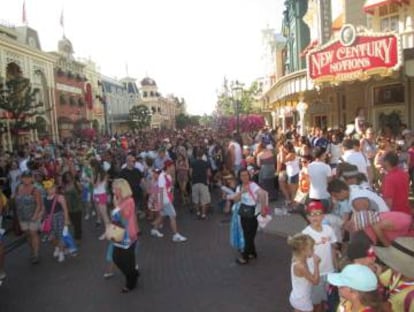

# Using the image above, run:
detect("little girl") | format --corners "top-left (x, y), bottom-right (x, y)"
top-left (288, 233), bottom-right (321, 312)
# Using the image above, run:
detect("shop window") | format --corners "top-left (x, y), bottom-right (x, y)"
top-left (314, 115), bottom-right (327, 129)
top-left (379, 3), bottom-right (399, 32)
top-left (373, 84), bottom-right (404, 105)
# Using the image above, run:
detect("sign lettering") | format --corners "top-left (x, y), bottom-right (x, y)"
top-left (307, 30), bottom-right (401, 83)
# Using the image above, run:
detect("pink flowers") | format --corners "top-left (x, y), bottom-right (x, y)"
top-left (217, 114), bottom-right (265, 133)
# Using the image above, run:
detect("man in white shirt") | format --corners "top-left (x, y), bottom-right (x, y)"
top-left (227, 132), bottom-right (242, 176)
top-left (308, 147), bottom-right (332, 208)
top-left (341, 139), bottom-right (372, 183)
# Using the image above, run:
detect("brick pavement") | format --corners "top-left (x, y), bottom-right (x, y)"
top-left (0, 191), bottom-right (294, 312)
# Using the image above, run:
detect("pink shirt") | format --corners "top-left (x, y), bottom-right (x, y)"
top-left (119, 197), bottom-right (138, 243)
top-left (365, 211), bottom-right (413, 244)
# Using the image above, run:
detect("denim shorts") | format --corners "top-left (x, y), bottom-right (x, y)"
top-left (161, 202), bottom-right (177, 217)
top-left (287, 174), bottom-right (299, 184)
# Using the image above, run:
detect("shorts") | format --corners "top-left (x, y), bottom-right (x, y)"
top-left (287, 174), bottom-right (299, 184)
top-left (311, 275), bottom-right (328, 304)
top-left (161, 202), bottom-right (176, 218)
top-left (289, 293), bottom-right (313, 312)
top-left (192, 183), bottom-right (211, 206)
top-left (20, 220), bottom-right (41, 232)
top-left (93, 193), bottom-right (108, 205)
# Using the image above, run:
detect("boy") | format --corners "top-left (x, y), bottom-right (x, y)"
top-left (302, 200), bottom-right (338, 312)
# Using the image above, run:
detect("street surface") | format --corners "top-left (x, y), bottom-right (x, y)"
top-left (0, 195), bottom-right (292, 312)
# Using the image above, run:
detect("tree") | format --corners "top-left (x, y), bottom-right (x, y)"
top-left (0, 77), bottom-right (48, 134)
top-left (129, 105), bottom-right (152, 131)
top-left (215, 79), bottom-right (262, 116)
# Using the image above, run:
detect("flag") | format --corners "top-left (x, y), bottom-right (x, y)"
top-left (60, 9), bottom-right (64, 28)
top-left (22, 1), bottom-right (27, 25)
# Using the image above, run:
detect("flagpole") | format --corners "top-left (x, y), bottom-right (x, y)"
top-left (22, 0), bottom-right (28, 26)
top-left (60, 7), bottom-right (65, 37)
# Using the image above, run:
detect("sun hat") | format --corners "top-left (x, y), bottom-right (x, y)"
top-left (327, 264), bottom-right (378, 292)
top-left (306, 200), bottom-right (324, 215)
top-left (374, 237), bottom-right (414, 279)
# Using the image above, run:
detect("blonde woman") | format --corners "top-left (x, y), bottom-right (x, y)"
top-left (111, 178), bottom-right (139, 293)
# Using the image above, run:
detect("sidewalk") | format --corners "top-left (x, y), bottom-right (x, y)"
top-left (262, 200), bottom-right (308, 237)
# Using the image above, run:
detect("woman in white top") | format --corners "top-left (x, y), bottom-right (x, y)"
top-left (283, 141), bottom-right (300, 208)
top-left (91, 158), bottom-right (109, 240)
top-left (287, 233), bottom-right (321, 312)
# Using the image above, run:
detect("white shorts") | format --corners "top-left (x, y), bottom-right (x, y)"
top-left (289, 293), bottom-right (313, 312)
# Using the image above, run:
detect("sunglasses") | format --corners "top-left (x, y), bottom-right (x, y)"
top-left (307, 211), bottom-right (323, 217)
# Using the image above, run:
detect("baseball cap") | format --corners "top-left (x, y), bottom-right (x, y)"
top-left (306, 200), bottom-right (324, 215)
top-left (327, 264), bottom-right (378, 292)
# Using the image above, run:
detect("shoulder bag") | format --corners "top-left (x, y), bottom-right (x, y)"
top-left (41, 196), bottom-right (57, 234)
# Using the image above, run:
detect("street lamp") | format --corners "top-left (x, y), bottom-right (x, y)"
top-left (231, 80), bottom-right (244, 134)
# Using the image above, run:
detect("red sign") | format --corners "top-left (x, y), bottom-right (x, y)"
top-left (307, 25), bottom-right (401, 83)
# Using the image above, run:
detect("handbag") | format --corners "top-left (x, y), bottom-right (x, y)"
top-left (106, 223), bottom-right (125, 242)
top-left (41, 196), bottom-right (58, 234)
top-left (238, 203), bottom-right (256, 218)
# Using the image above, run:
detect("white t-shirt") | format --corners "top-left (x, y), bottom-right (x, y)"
top-left (328, 143), bottom-right (342, 165)
top-left (349, 184), bottom-right (389, 212)
top-left (93, 180), bottom-right (106, 195)
top-left (158, 172), bottom-right (172, 205)
top-left (308, 161), bottom-right (332, 200)
top-left (342, 150), bottom-right (370, 177)
top-left (236, 182), bottom-right (260, 206)
top-left (302, 224), bottom-right (337, 275)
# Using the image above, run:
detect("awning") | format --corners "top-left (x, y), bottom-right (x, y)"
top-left (364, 0), bottom-right (408, 14)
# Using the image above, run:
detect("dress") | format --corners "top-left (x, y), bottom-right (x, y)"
top-left (258, 156), bottom-right (277, 200)
top-left (15, 188), bottom-right (36, 223)
top-left (289, 261), bottom-right (313, 312)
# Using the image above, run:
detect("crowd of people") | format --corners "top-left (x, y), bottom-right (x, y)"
top-left (0, 120), bottom-right (413, 310)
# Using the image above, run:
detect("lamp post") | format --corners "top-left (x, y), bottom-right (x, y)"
top-left (231, 80), bottom-right (243, 135)
top-left (296, 98), bottom-right (309, 136)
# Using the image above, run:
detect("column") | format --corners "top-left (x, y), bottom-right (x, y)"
top-left (297, 99), bottom-right (308, 136)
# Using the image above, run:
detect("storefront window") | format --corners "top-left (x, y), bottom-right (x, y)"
top-left (373, 84), bottom-right (405, 105)
top-left (314, 115), bottom-right (327, 129)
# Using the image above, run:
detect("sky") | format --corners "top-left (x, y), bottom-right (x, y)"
top-left (0, 0), bottom-right (284, 115)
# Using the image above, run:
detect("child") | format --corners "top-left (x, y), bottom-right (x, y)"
top-left (288, 233), bottom-right (321, 312)
top-left (302, 200), bottom-right (338, 312)
top-left (328, 264), bottom-right (383, 311)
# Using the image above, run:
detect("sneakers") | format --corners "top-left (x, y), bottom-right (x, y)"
top-left (53, 247), bottom-right (60, 258)
top-left (84, 214), bottom-right (90, 221)
top-left (98, 233), bottom-right (106, 241)
top-left (103, 272), bottom-right (115, 279)
top-left (57, 251), bottom-right (65, 263)
top-left (172, 233), bottom-right (187, 243)
top-left (150, 229), bottom-right (164, 238)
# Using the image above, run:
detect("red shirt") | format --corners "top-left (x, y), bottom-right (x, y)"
top-left (382, 167), bottom-right (411, 214)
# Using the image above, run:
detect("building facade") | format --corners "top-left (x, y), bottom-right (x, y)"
top-left (262, 0), bottom-right (414, 135)
top-left (0, 23), bottom-right (57, 148)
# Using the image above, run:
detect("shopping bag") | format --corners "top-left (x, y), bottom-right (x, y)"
top-left (62, 226), bottom-right (78, 253)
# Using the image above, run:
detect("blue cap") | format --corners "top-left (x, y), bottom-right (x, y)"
top-left (327, 264), bottom-right (377, 292)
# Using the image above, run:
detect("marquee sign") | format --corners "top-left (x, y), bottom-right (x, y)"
top-left (307, 25), bottom-right (402, 84)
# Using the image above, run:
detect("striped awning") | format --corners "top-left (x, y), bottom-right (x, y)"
top-left (364, 0), bottom-right (409, 14)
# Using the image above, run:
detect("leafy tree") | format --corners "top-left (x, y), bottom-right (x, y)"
top-left (175, 113), bottom-right (200, 129)
top-left (215, 78), bottom-right (262, 116)
top-left (128, 105), bottom-right (152, 131)
top-left (0, 77), bottom-right (48, 133)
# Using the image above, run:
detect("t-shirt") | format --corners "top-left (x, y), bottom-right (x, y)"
top-left (190, 159), bottom-right (209, 185)
top-left (229, 141), bottom-right (242, 166)
top-left (302, 224), bottom-right (337, 275)
top-left (158, 172), bottom-right (172, 205)
top-left (308, 161), bottom-right (332, 200)
top-left (349, 184), bottom-right (389, 213)
top-left (382, 168), bottom-right (411, 214)
top-left (236, 182), bottom-right (260, 206)
top-left (342, 150), bottom-right (370, 177)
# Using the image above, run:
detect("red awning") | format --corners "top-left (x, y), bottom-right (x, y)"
top-left (364, 0), bottom-right (409, 14)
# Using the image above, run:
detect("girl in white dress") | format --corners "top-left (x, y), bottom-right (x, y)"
top-left (288, 233), bottom-right (321, 312)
